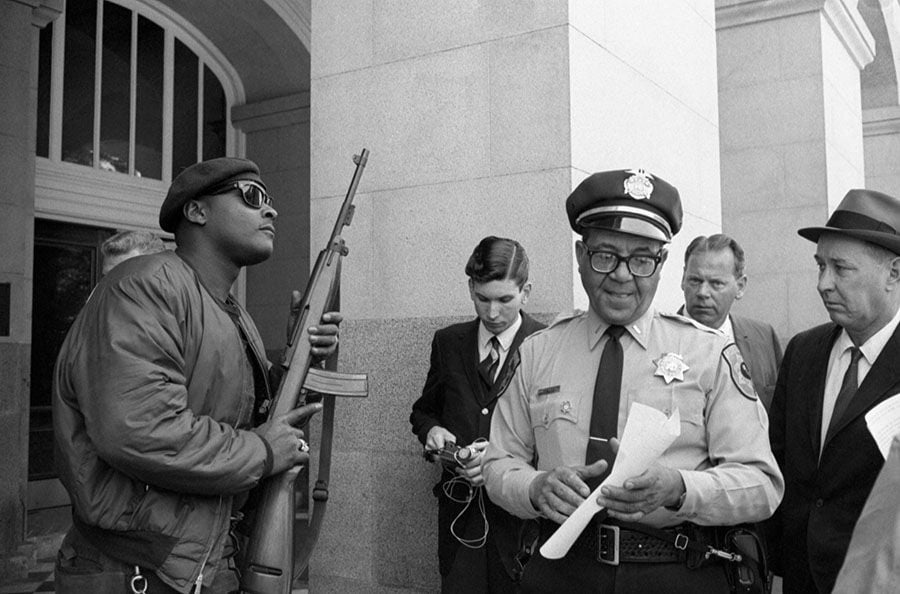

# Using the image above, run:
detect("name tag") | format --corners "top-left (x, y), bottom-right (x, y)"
top-left (537, 385), bottom-right (560, 396)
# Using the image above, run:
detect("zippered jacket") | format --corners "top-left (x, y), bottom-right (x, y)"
top-left (53, 250), bottom-right (272, 593)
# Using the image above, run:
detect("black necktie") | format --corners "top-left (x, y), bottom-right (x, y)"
top-left (825, 346), bottom-right (862, 444)
top-left (478, 336), bottom-right (501, 387)
top-left (585, 325), bottom-right (625, 489)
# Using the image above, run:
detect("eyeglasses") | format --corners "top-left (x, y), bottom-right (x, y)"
top-left (211, 181), bottom-right (273, 209)
top-left (584, 248), bottom-right (662, 278)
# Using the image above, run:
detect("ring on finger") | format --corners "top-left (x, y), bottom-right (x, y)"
top-left (298, 438), bottom-right (309, 453)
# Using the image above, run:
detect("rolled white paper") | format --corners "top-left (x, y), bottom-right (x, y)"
top-left (539, 403), bottom-right (681, 559)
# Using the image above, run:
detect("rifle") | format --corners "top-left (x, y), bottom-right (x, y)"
top-left (239, 149), bottom-right (370, 594)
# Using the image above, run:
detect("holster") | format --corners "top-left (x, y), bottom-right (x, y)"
top-left (512, 519), bottom-right (541, 583)
top-left (680, 523), bottom-right (718, 569)
top-left (613, 520), bottom-right (772, 594)
top-left (719, 525), bottom-right (772, 594)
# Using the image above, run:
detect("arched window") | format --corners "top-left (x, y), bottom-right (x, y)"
top-left (34, 0), bottom-right (244, 231)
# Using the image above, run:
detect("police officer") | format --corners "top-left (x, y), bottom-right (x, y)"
top-left (482, 169), bottom-right (784, 593)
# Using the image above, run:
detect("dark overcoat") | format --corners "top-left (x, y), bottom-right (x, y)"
top-left (767, 322), bottom-right (900, 593)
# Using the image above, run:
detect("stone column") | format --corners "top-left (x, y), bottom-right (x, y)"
top-left (309, 2), bottom-right (723, 591)
top-left (864, 106), bottom-right (900, 196)
top-left (0, 0), bottom-right (62, 555)
top-left (717, 0), bottom-right (875, 339)
top-left (232, 92), bottom-right (312, 349)
top-left (568, 2), bottom-right (724, 312)
top-left (309, 5), bottom-right (573, 592)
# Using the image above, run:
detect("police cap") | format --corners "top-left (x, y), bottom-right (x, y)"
top-left (565, 169), bottom-right (683, 243)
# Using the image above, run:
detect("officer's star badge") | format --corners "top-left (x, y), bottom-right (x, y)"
top-left (654, 352), bottom-right (689, 384)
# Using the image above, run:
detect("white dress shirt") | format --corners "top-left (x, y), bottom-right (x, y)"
top-left (820, 305), bottom-right (900, 447)
top-left (477, 313), bottom-right (522, 379)
top-left (680, 304), bottom-right (734, 340)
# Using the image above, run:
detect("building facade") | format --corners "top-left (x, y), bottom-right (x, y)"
top-left (1, 0), bottom-right (898, 592)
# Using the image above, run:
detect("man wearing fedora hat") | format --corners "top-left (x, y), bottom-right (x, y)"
top-left (766, 188), bottom-right (900, 593)
top-left (52, 157), bottom-right (341, 593)
top-left (482, 169), bottom-right (783, 593)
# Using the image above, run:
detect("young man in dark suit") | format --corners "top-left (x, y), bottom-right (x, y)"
top-left (410, 236), bottom-right (545, 593)
top-left (767, 189), bottom-right (900, 593)
top-left (680, 233), bottom-right (783, 408)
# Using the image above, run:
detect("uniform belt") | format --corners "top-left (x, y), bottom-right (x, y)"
top-left (598, 523), bottom-right (686, 565)
top-left (539, 518), bottom-right (718, 566)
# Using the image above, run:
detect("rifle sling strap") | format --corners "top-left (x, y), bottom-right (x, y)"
top-left (292, 393), bottom-right (336, 580)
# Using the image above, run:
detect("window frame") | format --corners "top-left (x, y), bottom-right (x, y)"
top-left (35, 0), bottom-right (246, 233)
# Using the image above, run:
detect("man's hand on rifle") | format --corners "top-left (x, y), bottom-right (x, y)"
top-left (287, 290), bottom-right (342, 359)
top-left (254, 402), bottom-right (323, 476)
top-left (308, 311), bottom-right (341, 359)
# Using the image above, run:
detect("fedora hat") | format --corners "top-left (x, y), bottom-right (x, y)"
top-left (798, 189), bottom-right (900, 255)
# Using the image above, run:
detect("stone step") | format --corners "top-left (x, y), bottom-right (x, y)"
top-left (0, 542), bottom-right (35, 584)
top-left (0, 532), bottom-right (62, 586)
top-left (29, 532), bottom-right (64, 562)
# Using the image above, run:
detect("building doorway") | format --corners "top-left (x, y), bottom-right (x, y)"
top-left (28, 219), bottom-right (114, 510)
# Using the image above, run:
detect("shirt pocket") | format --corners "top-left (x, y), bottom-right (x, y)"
top-left (627, 383), bottom-right (705, 427)
top-left (529, 394), bottom-right (582, 465)
top-left (530, 395), bottom-right (579, 429)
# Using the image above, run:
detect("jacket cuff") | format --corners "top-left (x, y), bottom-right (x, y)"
top-left (417, 420), bottom-right (440, 446)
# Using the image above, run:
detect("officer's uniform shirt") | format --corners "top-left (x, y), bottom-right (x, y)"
top-left (482, 306), bottom-right (784, 527)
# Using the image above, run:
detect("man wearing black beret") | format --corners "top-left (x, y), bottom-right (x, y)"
top-left (52, 157), bottom-right (341, 593)
top-left (483, 169), bottom-right (784, 592)
top-left (767, 188), bottom-right (900, 593)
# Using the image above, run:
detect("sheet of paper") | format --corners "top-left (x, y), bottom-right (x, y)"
top-left (866, 393), bottom-right (900, 459)
top-left (539, 402), bottom-right (681, 560)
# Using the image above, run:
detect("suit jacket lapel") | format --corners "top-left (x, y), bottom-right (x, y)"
top-left (483, 313), bottom-right (543, 405)
top-left (732, 316), bottom-right (748, 346)
top-left (808, 325), bottom-right (841, 460)
top-left (824, 323), bottom-right (900, 450)
top-left (459, 319), bottom-right (488, 405)
top-left (731, 316), bottom-right (753, 364)
top-left (731, 316), bottom-right (769, 399)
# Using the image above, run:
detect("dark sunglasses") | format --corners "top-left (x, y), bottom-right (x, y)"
top-left (211, 180), bottom-right (273, 209)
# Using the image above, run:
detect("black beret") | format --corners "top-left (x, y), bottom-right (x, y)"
top-left (159, 157), bottom-right (264, 233)
top-left (799, 188), bottom-right (900, 255)
top-left (565, 169), bottom-right (683, 243)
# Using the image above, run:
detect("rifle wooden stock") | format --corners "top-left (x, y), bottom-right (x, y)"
top-left (240, 149), bottom-right (369, 594)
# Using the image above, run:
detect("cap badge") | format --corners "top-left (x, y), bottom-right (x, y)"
top-left (624, 169), bottom-right (654, 200)
top-left (654, 352), bottom-right (689, 384)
